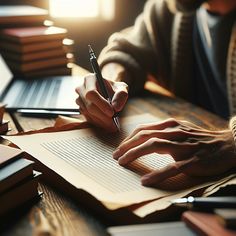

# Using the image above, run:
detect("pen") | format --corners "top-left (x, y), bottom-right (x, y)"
top-left (17, 109), bottom-right (80, 117)
top-left (88, 45), bottom-right (120, 131)
top-left (171, 196), bottom-right (236, 209)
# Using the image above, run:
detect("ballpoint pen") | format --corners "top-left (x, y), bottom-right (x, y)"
top-left (88, 45), bottom-right (120, 131)
top-left (171, 196), bottom-right (236, 209)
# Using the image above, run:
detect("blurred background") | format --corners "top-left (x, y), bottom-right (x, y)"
top-left (0, 0), bottom-right (146, 70)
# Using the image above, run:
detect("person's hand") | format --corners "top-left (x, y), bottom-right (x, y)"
top-left (75, 73), bottom-right (128, 132)
top-left (113, 118), bottom-right (236, 186)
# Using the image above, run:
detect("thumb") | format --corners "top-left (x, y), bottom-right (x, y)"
top-left (112, 82), bottom-right (128, 112)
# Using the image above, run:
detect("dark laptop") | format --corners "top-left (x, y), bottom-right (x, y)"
top-left (0, 54), bottom-right (80, 112)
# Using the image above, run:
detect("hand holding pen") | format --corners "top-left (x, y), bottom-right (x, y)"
top-left (88, 45), bottom-right (120, 130)
top-left (75, 45), bottom-right (128, 132)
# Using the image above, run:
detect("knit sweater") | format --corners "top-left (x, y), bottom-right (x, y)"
top-left (98, 0), bottom-right (236, 141)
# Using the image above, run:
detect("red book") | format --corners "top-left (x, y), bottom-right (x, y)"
top-left (0, 103), bottom-right (5, 123)
top-left (0, 120), bottom-right (9, 134)
top-left (1, 26), bottom-right (67, 43)
top-left (182, 211), bottom-right (236, 236)
top-left (0, 5), bottom-right (48, 25)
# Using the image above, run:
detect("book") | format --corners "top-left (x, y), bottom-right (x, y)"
top-left (0, 5), bottom-right (48, 26)
top-left (0, 26), bottom-right (67, 44)
top-left (0, 158), bottom-right (34, 194)
top-left (1, 47), bottom-right (67, 62)
top-left (0, 39), bottom-right (63, 53)
top-left (0, 171), bottom-right (41, 217)
top-left (0, 104), bottom-right (9, 134)
top-left (182, 211), bottom-right (236, 236)
top-left (0, 144), bottom-right (24, 166)
top-left (0, 103), bottom-right (5, 123)
top-left (20, 65), bottom-right (72, 78)
top-left (0, 120), bottom-right (9, 134)
top-left (215, 209), bottom-right (236, 229)
top-left (6, 56), bottom-right (69, 73)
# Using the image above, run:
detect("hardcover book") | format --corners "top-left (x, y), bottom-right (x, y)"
top-left (0, 145), bottom-right (41, 217)
top-left (0, 120), bottom-right (9, 134)
top-left (0, 40), bottom-right (63, 53)
top-left (182, 211), bottom-right (236, 236)
top-left (1, 48), bottom-right (67, 62)
top-left (0, 144), bottom-right (23, 166)
top-left (6, 56), bottom-right (69, 73)
top-left (0, 103), bottom-right (5, 123)
top-left (0, 171), bottom-right (41, 216)
top-left (0, 26), bottom-right (67, 44)
top-left (0, 5), bottom-right (48, 25)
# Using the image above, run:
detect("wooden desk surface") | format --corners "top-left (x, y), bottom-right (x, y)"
top-left (1, 67), bottom-right (228, 236)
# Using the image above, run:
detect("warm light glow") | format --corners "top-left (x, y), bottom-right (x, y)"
top-left (49, 0), bottom-right (115, 19)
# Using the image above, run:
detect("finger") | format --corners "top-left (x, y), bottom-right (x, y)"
top-left (141, 159), bottom-right (193, 186)
top-left (111, 82), bottom-right (128, 112)
top-left (84, 75), bottom-right (114, 116)
top-left (122, 118), bottom-right (180, 144)
top-left (83, 106), bottom-right (117, 132)
top-left (76, 95), bottom-right (117, 131)
top-left (76, 96), bottom-right (85, 109)
top-left (115, 137), bottom-right (200, 165)
top-left (114, 129), bottom-right (207, 160)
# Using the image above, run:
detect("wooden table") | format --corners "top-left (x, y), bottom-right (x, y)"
top-left (0, 70), bottom-right (229, 236)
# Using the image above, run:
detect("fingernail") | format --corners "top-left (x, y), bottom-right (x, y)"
top-left (113, 149), bottom-right (120, 159)
top-left (118, 157), bottom-right (126, 166)
top-left (141, 175), bottom-right (151, 186)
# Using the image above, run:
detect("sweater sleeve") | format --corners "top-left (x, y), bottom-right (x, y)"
top-left (229, 116), bottom-right (236, 144)
top-left (98, 0), bottom-right (166, 94)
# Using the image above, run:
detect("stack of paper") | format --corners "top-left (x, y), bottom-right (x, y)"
top-left (3, 114), bottom-right (236, 223)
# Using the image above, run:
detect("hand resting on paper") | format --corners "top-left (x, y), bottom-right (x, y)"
top-left (113, 118), bottom-right (236, 187)
top-left (75, 73), bottom-right (128, 132)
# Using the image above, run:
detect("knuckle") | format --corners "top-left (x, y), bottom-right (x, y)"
top-left (138, 130), bottom-right (149, 139)
top-left (167, 118), bottom-right (177, 123)
top-left (84, 73), bottom-right (95, 82)
top-left (166, 118), bottom-right (179, 126)
top-left (147, 137), bottom-right (159, 147)
top-left (86, 102), bottom-right (94, 112)
top-left (85, 90), bottom-right (98, 101)
top-left (136, 124), bottom-right (147, 131)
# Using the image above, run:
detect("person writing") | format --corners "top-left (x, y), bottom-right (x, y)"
top-left (76, 0), bottom-right (236, 187)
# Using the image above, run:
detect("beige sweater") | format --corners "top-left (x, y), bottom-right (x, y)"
top-left (99, 0), bottom-right (236, 139)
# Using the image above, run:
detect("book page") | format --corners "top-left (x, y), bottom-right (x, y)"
top-left (3, 114), bottom-right (224, 209)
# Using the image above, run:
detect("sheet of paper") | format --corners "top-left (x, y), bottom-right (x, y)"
top-left (3, 114), bottom-right (233, 210)
top-left (203, 174), bottom-right (236, 197)
top-left (132, 174), bottom-right (236, 218)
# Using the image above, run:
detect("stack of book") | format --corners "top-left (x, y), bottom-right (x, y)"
top-left (0, 103), bottom-right (9, 134)
top-left (0, 5), bottom-right (74, 78)
top-left (0, 26), bottom-right (74, 78)
top-left (0, 144), bottom-right (41, 217)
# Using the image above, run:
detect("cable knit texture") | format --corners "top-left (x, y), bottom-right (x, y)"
top-left (230, 117), bottom-right (236, 143)
top-left (98, 0), bottom-right (236, 141)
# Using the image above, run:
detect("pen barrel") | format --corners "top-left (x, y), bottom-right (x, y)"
top-left (194, 197), bottom-right (236, 209)
top-left (90, 58), bottom-right (110, 100)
